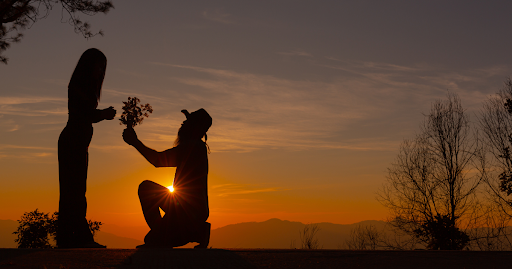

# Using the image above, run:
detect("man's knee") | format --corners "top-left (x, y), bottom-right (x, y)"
top-left (138, 180), bottom-right (154, 196)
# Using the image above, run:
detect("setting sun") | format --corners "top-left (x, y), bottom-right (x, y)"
top-left (167, 185), bottom-right (174, 192)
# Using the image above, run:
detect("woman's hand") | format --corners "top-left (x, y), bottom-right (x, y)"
top-left (103, 106), bottom-right (116, 120)
top-left (123, 127), bottom-right (139, 146)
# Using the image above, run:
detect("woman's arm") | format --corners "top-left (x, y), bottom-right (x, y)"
top-left (122, 128), bottom-right (178, 167)
top-left (92, 106), bottom-right (116, 123)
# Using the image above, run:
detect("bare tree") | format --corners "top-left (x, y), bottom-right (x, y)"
top-left (0, 0), bottom-right (114, 64)
top-left (378, 92), bottom-right (485, 250)
top-left (344, 222), bottom-right (424, 250)
top-left (299, 223), bottom-right (320, 250)
top-left (475, 78), bottom-right (512, 250)
top-left (465, 201), bottom-right (512, 250)
top-left (345, 224), bottom-right (382, 250)
top-left (479, 78), bottom-right (512, 215)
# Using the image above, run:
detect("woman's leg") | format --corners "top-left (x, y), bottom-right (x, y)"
top-left (57, 142), bottom-right (93, 247)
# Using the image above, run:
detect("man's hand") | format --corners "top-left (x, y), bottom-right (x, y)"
top-left (103, 106), bottom-right (116, 120)
top-left (123, 127), bottom-right (138, 146)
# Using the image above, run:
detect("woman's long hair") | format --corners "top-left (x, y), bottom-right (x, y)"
top-left (68, 48), bottom-right (107, 102)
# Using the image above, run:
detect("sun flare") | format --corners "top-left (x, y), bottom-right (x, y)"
top-left (167, 185), bottom-right (174, 192)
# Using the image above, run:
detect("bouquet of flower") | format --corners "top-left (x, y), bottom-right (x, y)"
top-left (119, 97), bottom-right (153, 128)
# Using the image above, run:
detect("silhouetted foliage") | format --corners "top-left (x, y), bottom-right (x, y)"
top-left (119, 96), bottom-right (153, 128)
top-left (299, 223), bottom-right (320, 249)
top-left (378, 93), bottom-right (484, 250)
top-left (0, 0), bottom-right (114, 64)
top-left (13, 209), bottom-right (102, 248)
top-left (414, 214), bottom-right (469, 250)
top-left (13, 209), bottom-right (56, 248)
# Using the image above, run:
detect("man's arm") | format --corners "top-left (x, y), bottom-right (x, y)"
top-left (122, 128), bottom-right (175, 167)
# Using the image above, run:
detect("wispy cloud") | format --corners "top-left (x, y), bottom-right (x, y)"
top-left (8, 125), bottom-right (19, 132)
top-left (325, 57), bottom-right (420, 72)
top-left (278, 49), bottom-right (313, 57)
top-left (0, 144), bottom-right (55, 160)
top-left (0, 95), bottom-right (67, 118)
top-left (211, 183), bottom-right (283, 197)
top-left (103, 88), bottom-right (180, 108)
top-left (145, 61), bottom-right (512, 153)
top-left (0, 106), bottom-right (67, 117)
top-left (149, 62), bottom-right (414, 151)
top-left (1, 119), bottom-right (19, 132)
top-left (0, 144), bottom-right (55, 150)
top-left (0, 96), bottom-right (65, 105)
top-left (89, 145), bottom-right (130, 151)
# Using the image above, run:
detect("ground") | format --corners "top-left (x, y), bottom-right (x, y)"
top-left (0, 248), bottom-right (511, 268)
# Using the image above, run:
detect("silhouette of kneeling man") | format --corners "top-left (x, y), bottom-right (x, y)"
top-left (123, 109), bottom-right (212, 248)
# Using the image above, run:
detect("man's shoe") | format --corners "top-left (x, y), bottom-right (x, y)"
top-left (194, 222), bottom-right (211, 249)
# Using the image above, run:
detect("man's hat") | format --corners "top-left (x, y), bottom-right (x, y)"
top-left (181, 108), bottom-right (212, 134)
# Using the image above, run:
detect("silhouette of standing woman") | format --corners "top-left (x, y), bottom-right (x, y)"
top-left (123, 109), bottom-right (212, 248)
top-left (57, 48), bottom-right (116, 248)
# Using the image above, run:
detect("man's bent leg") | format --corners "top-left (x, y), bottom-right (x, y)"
top-left (138, 180), bottom-right (172, 230)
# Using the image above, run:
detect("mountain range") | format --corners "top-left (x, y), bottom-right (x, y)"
top-left (1, 218), bottom-right (387, 249)
top-left (210, 218), bottom-right (389, 249)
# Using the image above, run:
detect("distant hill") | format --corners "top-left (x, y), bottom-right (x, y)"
top-left (100, 223), bottom-right (148, 242)
top-left (95, 231), bottom-right (143, 249)
top-left (0, 220), bottom-right (18, 248)
top-left (1, 218), bottom-right (388, 249)
top-left (0, 219), bottom-right (143, 249)
top-left (209, 218), bottom-right (389, 249)
top-left (3, 218), bottom-right (510, 249)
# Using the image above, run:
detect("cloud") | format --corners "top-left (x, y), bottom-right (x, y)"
top-left (278, 50), bottom-right (313, 57)
top-left (0, 96), bottom-right (65, 105)
top-left (146, 61), bottom-right (512, 153)
top-left (0, 144), bottom-right (55, 160)
top-left (0, 144), bottom-right (55, 150)
top-left (32, 153), bottom-right (53, 157)
top-left (8, 125), bottom-right (19, 132)
top-left (149, 62), bottom-right (410, 151)
top-left (0, 106), bottom-right (67, 117)
top-left (0, 96), bottom-right (67, 117)
top-left (103, 88), bottom-right (172, 104)
top-left (325, 57), bottom-right (420, 72)
top-left (211, 183), bottom-right (282, 197)
top-left (89, 145), bottom-right (130, 151)
top-left (0, 119), bottom-right (19, 132)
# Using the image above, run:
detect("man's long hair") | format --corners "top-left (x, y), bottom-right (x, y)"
top-left (174, 121), bottom-right (209, 152)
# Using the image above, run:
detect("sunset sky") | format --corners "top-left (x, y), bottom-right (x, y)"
top-left (2, 0), bottom-right (512, 240)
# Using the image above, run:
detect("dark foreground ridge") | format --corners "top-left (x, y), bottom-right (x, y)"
top-left (1, 248), bottom-right (512, 269)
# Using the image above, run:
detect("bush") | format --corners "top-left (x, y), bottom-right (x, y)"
top-left (13, 209), bottom-right (102, 248)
